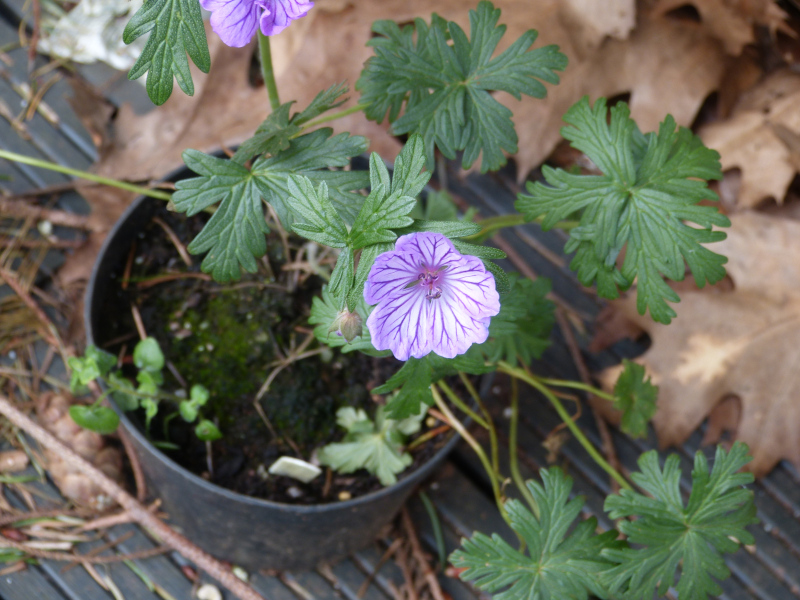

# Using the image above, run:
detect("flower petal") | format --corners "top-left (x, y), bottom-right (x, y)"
top-left (260, 0), bottom-right (314, 36)
top-left (441, 255), bottom-right (500, 319)
top-left (203, 0), bottom-right (260, 47)
top-left (428, 296), bottom-right (492, 359)
top-left (367, 288), bottom-right (432, 361)
top-left (395, 231), bottom-right (459, 270)
top-left (363, 250), bottom-right (421, 305)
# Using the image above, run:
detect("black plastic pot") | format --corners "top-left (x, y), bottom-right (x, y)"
top-left (84, 169), bottom-right (460, 571)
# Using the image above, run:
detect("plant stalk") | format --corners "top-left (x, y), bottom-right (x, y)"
top-left (463, 213), bottom-right (579, 244)
top-left (0, 150), bottom-right (172, 201)
top-left (509, 377), bottom-right (539, 517)
top-left (456, 372), bottom-right (499, 475)
top-left (536, 377), bottom-right (617, 402)
top-left (430, 384), bottom-right (511, 527)
top-left (436, 379), bottom-right (488, 430)
top-left (257, 32), bottom-right (281, 112)
top-left (299, 103), bottom-right (370, 132)
top-left (498, 362), bottom-right (632, 491)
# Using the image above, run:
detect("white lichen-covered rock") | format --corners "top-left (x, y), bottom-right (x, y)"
top-left (37, 0), bottom-right (146, 70)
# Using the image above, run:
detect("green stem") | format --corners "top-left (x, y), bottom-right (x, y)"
top-left (509, 377), bottom-right (539, 518)
top-left (536, 377), bottom-right (617, 403)
top-left (456, 372), bottom-right (499, 475)
top-left (437, 379), bottom-right (488, 430)
top-left (498, 362), bottom-right (633, 491)
top-left (299, 103), bottom-right (370, 132)
top-left (0, 150), bottom-right (172, 201)
top-left (257, 32), bottom-right (281, 112)
top-left (463, 213), bottom-right (579, 244)
top-left (430, 383), bottom-right (512, 527)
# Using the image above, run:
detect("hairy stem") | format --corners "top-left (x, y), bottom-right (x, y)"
top-left (430, 384), bottom-right (511, 527)
top-left (0, 150), bottom-right (172, 200)
top-left (0, 150), bottom-right (172, 201)
top-left (463, 213), bottom-right (579, 244)
top-left (300, 103), bottom-right (370, 132)
top-left (536, 377), bottom-right (617, 403)
top-left (498, 363), bottom-right (632, 491)
top-left (509, 377), bottom-right (539, 517)
top-left (257, 32), bottom-right (280, 111)
top-left (455, 372), bottom-right (499, 475)
top-left (436, 379), bottom-right (488, 429)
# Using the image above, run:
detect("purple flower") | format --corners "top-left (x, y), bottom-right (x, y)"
top-left (364, 232), bottom-right (500, 361)
top-left (200, 0), bottom-right (313, 47)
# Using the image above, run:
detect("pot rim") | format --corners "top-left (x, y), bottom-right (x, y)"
top-left (84, 190), bottom-right (461, 515)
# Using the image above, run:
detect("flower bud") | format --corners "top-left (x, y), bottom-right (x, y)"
top-left (328, 309), bottom-right (363, 343)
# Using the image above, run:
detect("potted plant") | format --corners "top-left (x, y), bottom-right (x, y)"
top-left (4, 0), bottom-right (759, 596)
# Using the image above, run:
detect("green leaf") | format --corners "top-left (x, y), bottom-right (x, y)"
top-left (357, 1), bottom-right (567, 172)
top-left (133, 337), bottom-right (165, 372)
top-left (394, 219), bottom-right (481, 238)
top-left (69, 405), bottom-right (120, 435)
top-left (602, 443), bottom-right (757, 600)
top-left (350, 136), bottom-right (430, 249)
top-left (517, 97), bottom-right (730, 324)
top-left (376, 349), bottom-right (492, 419)
top-left (85, 346), bottom-right (117, 377)
top-left (375, 357), bottom-right (434, 420)
top-left (190, 384), bottom-right (210, 405)
top-left (253, 129), bottom-right (370, 228)
top-left (136, 370), bottom-right (162, 396)
top-left (172, 129), bottom-right (369, 282)
top-left (108, 372), bottom-right (139, 411)
top-left (452, 468), bottom-right (618, 600)
top-left (195, 419), bottom-right (222, 441)
top-left (232, 103), bottom-right (297, 165)
top-left (478, 275), bottom-right (554, 366)
top-left (172, 152), bottom-right (269, 282)
top-left (309, 286), bottom-right (388, 356)
top-left (141, 397), bottom-right (159, 430)
top-left (288, 176), bottom-right (350, 248)
top-left (179, 401), bottom-right (199, 422)
top-left (123, 0), bottom-right (210, 105)
top-left (612, 359), bottom-right (658, 438)
top-left (231, 83), bottom-right (350, 165)
top-left (410, 189), bottom-right (460, 221)
top-left (294, 81), bottom-right (350, 125)
top-left (318, 405), bottom-right (425, 485)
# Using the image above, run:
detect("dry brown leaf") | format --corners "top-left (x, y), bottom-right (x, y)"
top-left (649, 0), bottom-right (789, 55)
top-left (512, 17), bottom-right (727, 178)
top-left (271, 0), bottom-right (637, 171)
top-left (598, 212), bottom-right (800, 476)
top-left (701, 70), bottom-right (800, 210)
top-left (93, 27), bottom-right (267, 182)
top-left (35, 392), bottom-right (122, 509)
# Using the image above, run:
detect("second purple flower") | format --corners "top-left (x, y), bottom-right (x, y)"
top-left (200, 0), bottom-right (314, 48)
top-left (364, 232), bottom-right (501, 361)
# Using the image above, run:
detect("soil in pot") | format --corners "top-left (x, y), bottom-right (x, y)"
top-left (93, 201), bottom-right (453, 505)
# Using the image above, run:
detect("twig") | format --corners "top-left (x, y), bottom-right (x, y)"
top-left (554, 308), bottom-right (622, 492)
top-left (130, 304), bottom-right (147, 341)
top-left (60, 530), bottom-right (135, 572)
top-left (356, 538), bottom-right (402, 598)
top-left (0, 508), bottom-right (89, 526)
top-left (119, 429), bottom-right (147, 503)
top-left (0, 266), bottom-right (61, 348)
top-left (0, 394), bottom-right (267, 600)
top-left (401, 507), bottom-right (445, 600)
top-left (0, 534), bottom-right (167, 564)
top-left (152, 217), bottom-right (192, 267)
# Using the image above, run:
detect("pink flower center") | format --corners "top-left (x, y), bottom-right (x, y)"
top-left (417, 268), bottom-right (445, 300)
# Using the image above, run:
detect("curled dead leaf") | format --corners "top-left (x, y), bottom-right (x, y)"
top-left (598, 212), bottom-right (800, 476)
top-left (701, 70), bottom-right (800, 209)
top-left (35, 392), bottom-right (122, 509)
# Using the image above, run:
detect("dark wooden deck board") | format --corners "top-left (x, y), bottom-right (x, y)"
top-left (2, 5), bottom-right (800, 597)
